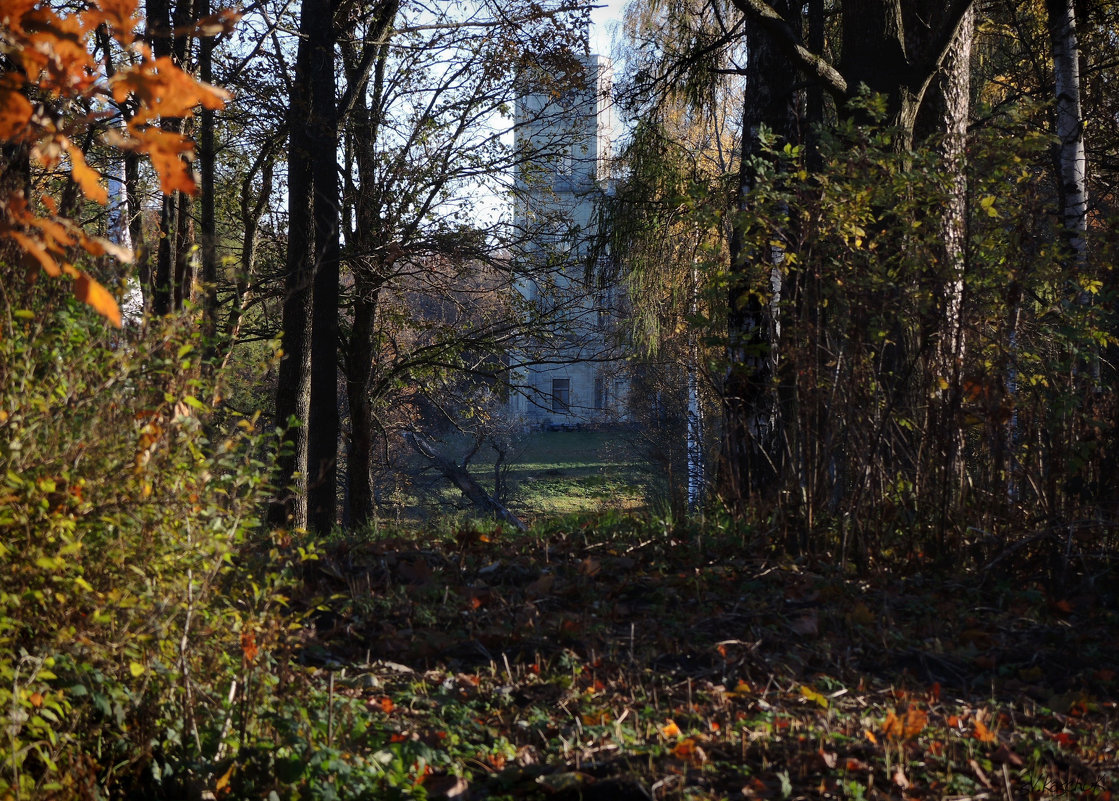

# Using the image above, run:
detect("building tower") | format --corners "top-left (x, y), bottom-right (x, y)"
top-left (507, 46), bottom-right (626, 429)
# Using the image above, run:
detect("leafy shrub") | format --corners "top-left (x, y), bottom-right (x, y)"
top-left (0, 279), bottom-right (289, 797)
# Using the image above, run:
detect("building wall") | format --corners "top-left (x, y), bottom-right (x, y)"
top-left (509, 52), bottom-right (627, 429)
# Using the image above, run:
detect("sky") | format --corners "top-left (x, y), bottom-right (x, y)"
top-left (590, 0), bottom-right (627, 59)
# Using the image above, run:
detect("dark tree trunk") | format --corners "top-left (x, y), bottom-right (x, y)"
top-left (147, 0), bottom-right (194, 314)
top-left (174, 189), bottom-right (194, 308)
top-left (198, 0), bottom-right (218, 351)
top-left (346, 274), bottom-right (379, 527)
top-left (716, 1), bottom-right (799, 515)
top-left (270, 22), bottom-right (316, 529)
top-left (342, 4), bottom-right (397, 528)
top-left (304, 0), bottom-right (341, 536)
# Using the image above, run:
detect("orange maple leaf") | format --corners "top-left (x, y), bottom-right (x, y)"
top-left (112, 56), bottom-right (229, 123)
top-left (240, 630), bottom-right (258, 662)
top-left (119, 125), bottom-right (198, 194)
top-left (903, 706), bottom-right (928, 738)
top-left (882, 710), bottom-right (903, 739)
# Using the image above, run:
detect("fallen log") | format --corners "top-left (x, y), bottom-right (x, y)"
top-left (403, 431), bottom-right (526, 531)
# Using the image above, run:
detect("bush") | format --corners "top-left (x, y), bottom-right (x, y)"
top-left (0, 278), bottom-right (289, 797)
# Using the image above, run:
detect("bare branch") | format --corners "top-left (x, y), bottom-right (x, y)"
top-left (727, 0), bottom-right (848, 98)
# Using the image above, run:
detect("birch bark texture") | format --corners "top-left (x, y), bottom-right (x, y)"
top-left (1046, 0), bottom-right (1088, 266)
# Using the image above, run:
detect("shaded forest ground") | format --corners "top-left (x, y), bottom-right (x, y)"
top-left (254, 517), bottom-right (1119, 800)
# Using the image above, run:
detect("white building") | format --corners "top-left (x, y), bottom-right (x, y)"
top-left (507, 48), bottom-right (627, 429)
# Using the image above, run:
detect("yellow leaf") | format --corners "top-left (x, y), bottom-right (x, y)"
top-left (800, 685), bottom-right (829, 708)
top-left (129, 661), bottom-right (145, 677)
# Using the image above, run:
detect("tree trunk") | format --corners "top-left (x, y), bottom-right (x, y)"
top-left (174, 188), bottom-right (194, 307)
top-left (404, 432), bottom-right (526, 531)
top-left (147, 0), bottom-right (194, 315)
top-left (716, 1), bottom-right (798, 515)
top-left (1047, 0), bottom-right (1088, 265)
top-left (917, 4), bottom-right (974, 545)
top-left (270, 21), bottom-right (316, 529)
top-left (304, 0), bottom-right (341, 536)
top-left (342, 6), bottom-right (397, 528)
top-left (198, 0), bottom-right (218, 351)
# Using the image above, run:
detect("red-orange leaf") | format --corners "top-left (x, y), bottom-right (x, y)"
top-left (882, 711), bottom-right (903, 739)
top-left (672, 738), bottom-right (698, 757)
top-left (77, 229), bottom-right (132, 263)
top-left (112, 57), bottom-right (229, 123)
top-left (22, 11), bottom-right (98, 94)
top-left (2, 0), bottom-right (39, 31)
top-left (240, 630), bottom-right (258, 662)
top-left (26, 214), bottom-right (76, 250)
top-left (73, 271), bottom-right (121, 327)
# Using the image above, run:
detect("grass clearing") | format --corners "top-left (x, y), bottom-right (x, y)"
top-left (415, 430), bottom-right (651, 523)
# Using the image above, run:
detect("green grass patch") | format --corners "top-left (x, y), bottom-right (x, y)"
top-left (417, 430), bottom-right (651, 523)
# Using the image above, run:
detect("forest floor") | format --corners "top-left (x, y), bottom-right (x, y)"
top-left (280, 517), bottom-right (1119, 800)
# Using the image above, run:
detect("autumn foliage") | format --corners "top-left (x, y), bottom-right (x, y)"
top-left (0, 0), bottom-right (233, 325)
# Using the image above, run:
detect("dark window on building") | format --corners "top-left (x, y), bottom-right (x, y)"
top-left (552, 378), bottom-right (570, 413)
top-left (594, 377), bottom-right (607, 410)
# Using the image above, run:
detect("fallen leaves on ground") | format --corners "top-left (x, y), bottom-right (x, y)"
top-left (289, 520), bottom-right (1119, 799)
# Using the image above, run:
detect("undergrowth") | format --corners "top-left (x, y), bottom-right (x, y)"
top-left (2, 288), bottom-right (1116, 800)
